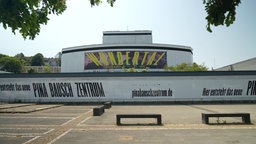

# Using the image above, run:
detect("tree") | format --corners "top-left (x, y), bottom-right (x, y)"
top-left (0, 56), bottom-right (22, 73)
top-left (204, 0), bottom-right (241, 32)
top-left (14, 53), bottom-right (25, 59)
top-left (0, 0), bottom-right (114, 40)
top-left (0, 53), bottom-right (8, 59)
top-left (0, 0), bottom-right (67, 40)
top-left (31, 53), bottom-right (44, 66)
top-left (164, 63), bottom-right (208, 71)
top-left (0, 0), bottom-right (240, 39)
top-left (90, 0), bottom-right (116, 7)
top-left (15, 53), bottom-right (30, 66)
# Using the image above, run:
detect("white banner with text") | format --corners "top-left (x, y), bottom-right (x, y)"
top-left (0, 75), bottom-right (255, 102)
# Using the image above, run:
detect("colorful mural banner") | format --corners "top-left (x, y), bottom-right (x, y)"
top-left (84, 51), bottom-right (167, 69)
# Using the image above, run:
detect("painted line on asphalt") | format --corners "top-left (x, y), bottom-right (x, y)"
top-left (23, 136), bottom-right (41, 144)
top-left (48, 129), bottom-right (72, 144)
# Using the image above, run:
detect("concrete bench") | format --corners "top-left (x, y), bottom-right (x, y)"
top-left (103, 102), bottom-right (112, 109)
top-left (202, 113), bottom-right (251, 124)
top-left (116, 114), bottom-right (162, 125)
top-left (93, 106), bottom-right (105, 116)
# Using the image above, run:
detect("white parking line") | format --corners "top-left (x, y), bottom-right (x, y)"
top-left (48, 129), bottom-right (72, 144)
top-left (23, 136), bottom-right (41, 144)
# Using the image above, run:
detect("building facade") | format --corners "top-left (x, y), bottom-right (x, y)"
top-left (215, 57), bottom-right (256, 71)
top-left (61, 31), bottom-right (193, 72)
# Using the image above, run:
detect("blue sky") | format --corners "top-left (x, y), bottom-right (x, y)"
top-left (1, 0), bottom-right (255, 69)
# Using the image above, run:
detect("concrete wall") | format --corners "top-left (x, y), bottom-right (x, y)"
top-left (103, 31), bottom-right (152, 44)
top-left (1, 71), bottom-right (255, 103)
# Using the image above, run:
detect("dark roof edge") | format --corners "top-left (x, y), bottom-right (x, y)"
top-left (103, 30), bottom-right (152, 36)
top-left (62, 44), bottom-right (193, 54)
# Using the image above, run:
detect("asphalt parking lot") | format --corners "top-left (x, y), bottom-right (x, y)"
top-left (0, 103), bottom-right (256, 144)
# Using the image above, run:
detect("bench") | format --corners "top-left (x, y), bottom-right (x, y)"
top-left (202, 113), bottom-right (251, 124)
top-left (93, 106), bottom-right (105, 116)
top-left (103, 102), bottom-right (112, 109)
top-left (116, 114), bottom-right (162, 125)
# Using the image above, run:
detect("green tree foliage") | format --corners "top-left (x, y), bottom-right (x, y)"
top-left (0, 0), bottom-right (67, 40)
top-left (31, 53), bottom-right (44, 66)
top-left (123, 67), bottom-right (149, 72)
top-left (28, 68), bottom-right (36, 73)
top-left (0, 53), bottom-right (8, 59)
top-left (204, 0), bottom-right (241, 32)
top-left (0, 56), bottom-right (22, 73)
top-left (90, 0), bottom-right (116, 7)
top-left (14, 53), bottom-right (30, 66)
top-left (14, 53), bottom-right (25, 59)
top-left (164, 63), bottom-right (208, 71)
top-left (0, 0), bottom-right (240, 39)
top-left (0, 0), bottom-right (115, 40)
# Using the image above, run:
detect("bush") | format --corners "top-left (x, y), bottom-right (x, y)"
top-left (0, 56), bottom-right (22, 73)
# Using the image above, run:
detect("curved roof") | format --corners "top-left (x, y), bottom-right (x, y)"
top-left (62, 43), bottom-right (193, 54)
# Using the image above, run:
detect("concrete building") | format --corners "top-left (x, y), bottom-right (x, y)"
top-left (61, 30), bottom-right (193, 72)
top-left (215, 57), bottom-right (256, 71)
